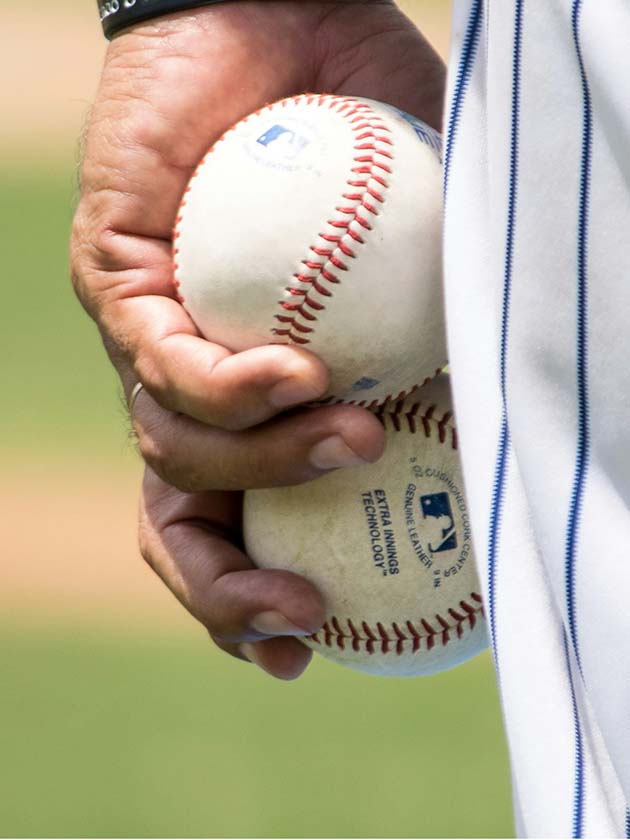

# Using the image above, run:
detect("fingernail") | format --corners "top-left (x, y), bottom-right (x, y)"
top-left (268, 377), bottom-right (324, 409)
top-left (250, 610), bottom-right (310, 637)
top-left (309, 436), bottom-right (368, 471)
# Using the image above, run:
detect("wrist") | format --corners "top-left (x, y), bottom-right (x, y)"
top-left (99, 0), bottom-right (237, 39)
top-left (99, 0), bottom-right (393, 40)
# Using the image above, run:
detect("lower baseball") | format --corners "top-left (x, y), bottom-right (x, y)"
top-left (243, 374), bottom-right (489, 677)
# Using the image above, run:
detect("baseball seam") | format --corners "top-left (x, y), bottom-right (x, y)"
top-left (315, 367), bottom-right (443, 411)
top-left (271, 95), bottom-right (392, 348)
top-left (375, 395), bottom-right (458, 449)
top-left (309, 593), bottom-right (483, 655)
top-left (308, 399), bottom-right (479, 656)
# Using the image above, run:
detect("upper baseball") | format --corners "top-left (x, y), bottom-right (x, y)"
top-left (173, 94), bottom-right (447, 405)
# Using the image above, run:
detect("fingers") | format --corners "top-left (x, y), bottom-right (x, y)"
top-left (126, 296), bottom-right (331, 428)
top-left (215, 638), bottom-right (314, 681)
top-left (72, 241), bottom-right (330, 430)
top-left (140, 470), bottom-right (325, 679)
top-left (203, 565), bottom-right (327, 649)
top-left (242, 639), bottom-right (314, 681)
top-left (134, 393), bottom-right (386, 491)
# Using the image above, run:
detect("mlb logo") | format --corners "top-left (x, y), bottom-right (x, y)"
top-left (256, 124), bottom-right (310, 160)
top-left (419, 492), bottom-right (457, 553)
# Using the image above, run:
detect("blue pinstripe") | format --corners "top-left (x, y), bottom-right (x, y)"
top-left (488, 426), bottom-right (509, 671)
top-left (564, 630), bottom-right (585, 838)
top-left (443, 0), bottom-right (483, 199)
top-left (487, 0), bottom-right (524, 671)
top-left (446, 1), bottom-right (628, 834)
top-left (566, 0), bottom-right (592, 677)
top-left (562, 1), bottom-right (592, 833)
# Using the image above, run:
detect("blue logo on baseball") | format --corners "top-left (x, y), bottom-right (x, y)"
top-left (419, 492), bottom-right (457, 553)
top-left (256, 124), bottom-right (310, 160)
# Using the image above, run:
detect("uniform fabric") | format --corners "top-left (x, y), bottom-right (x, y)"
top-left (444, 1), bottom-right (630, 836)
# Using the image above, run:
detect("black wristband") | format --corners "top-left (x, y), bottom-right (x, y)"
top-left (98, 0), bottom-right (230, 39)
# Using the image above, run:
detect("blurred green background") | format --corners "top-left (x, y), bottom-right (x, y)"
top-left (0, 2), bottom-right (514, 837)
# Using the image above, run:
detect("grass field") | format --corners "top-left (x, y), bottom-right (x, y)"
top-left (0, 618), bottom-right (512, 838)
top-left (1, 171), bottom-right (125, 459)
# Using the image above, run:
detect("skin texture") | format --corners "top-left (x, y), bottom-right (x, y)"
top-left (71, 0), bottom-right (446, 679)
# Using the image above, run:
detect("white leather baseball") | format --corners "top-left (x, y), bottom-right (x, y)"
top-left (173, 94), bottom-right (446, 405)
top-left (243, 375), bottom-right (488, 677)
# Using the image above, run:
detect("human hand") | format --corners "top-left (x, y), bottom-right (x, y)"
top-left (139, 467), bottom-right (329, 679)
top-left (71, 0), bottom-right (446, 677)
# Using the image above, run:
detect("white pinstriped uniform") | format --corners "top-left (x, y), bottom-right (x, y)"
top-left (443, 1), bottom-right (630, 835)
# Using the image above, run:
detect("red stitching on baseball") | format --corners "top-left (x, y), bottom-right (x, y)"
top-left (268, 95), bottom-right (394, 347)
top-left (311, 279), bottom-right (332, 296)
top-left (373, 383), bottom-right (458, 449)
top-left (313, 369), bottom-right (445, 412)
top-left (273, 332), bottom-right (310, 345)
top-left (320, 268), bottom-right (339, 284)
top-left (362, 201), bottom-right (380, 216)
top-left (308, 593), bottom-right (484, 656)
top-left (367, 187), bottom-right (385, 202)
top-left (330, 256), bottom-right (349, 271)
top-left (280, 301), bottom-right (319, 318)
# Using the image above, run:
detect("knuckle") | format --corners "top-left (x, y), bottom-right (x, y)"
top-left (69, 197), bottom-right (128, 318)
top-left (188, 597), bottom-right (227, 640)
top-left (134, 352), bottom-right (171, 406)
top-left (135, 340), bottom-right (194, 417)
top-left (136, 416), bottom-right (209, 492)
top-left (136, 424), bottom-right (174, 481)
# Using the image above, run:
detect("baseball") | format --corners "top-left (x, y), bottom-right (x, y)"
top-left (173, 93), bottom-right (446, 406)
top-left (243, 374), bottom-right (488, 677)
